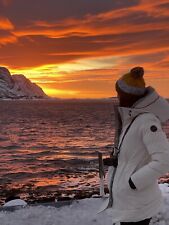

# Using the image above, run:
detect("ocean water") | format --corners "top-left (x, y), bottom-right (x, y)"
top-left (0, 99), bottom-right (116, 204)
top-left (0, 99), bottom-right (168, 204)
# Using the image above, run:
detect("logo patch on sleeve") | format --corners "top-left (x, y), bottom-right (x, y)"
top-left (150, 125), bottom-right (158, 132)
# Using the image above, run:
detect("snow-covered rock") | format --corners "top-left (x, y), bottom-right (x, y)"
top-left (0, 67), bottom-right (14, 89)
top-left (3, 199), bottom-right (27, 207)
top-left (0, 67), bottom-right (48, 99)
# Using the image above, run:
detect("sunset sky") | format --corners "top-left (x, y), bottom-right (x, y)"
top-left (0, 0), bottom-right (169, 98)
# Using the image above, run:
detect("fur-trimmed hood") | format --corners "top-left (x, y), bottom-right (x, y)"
top-left (118, 87), bottom-right (169, 126)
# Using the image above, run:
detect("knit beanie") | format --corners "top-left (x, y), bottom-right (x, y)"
top-left (116, 67), bottom-right (146, 96)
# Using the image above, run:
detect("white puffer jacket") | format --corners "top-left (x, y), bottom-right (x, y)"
top-left (103, 87), bottom-right (169, 223)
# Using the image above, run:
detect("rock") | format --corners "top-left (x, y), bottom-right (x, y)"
top-left (0, 67), bottom-right (14, 88)
top-left (0, 67), bottom-right (48, 99)
top-left (3, 199), bottom-right (27, 207)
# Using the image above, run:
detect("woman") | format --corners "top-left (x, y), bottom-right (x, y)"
top-left (103, 67), bottom-right (169, 225)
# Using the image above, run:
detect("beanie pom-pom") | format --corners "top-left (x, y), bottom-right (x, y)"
top-left (130, 67), bottom-right (144, 78)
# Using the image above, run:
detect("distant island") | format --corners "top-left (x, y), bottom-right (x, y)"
top-left (0, 67), bottom-right (48, 99)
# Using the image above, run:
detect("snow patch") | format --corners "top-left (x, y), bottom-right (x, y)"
top-left (3, 199), bottom-right (27, 207)
top-left (0, 184), bottom-right (168, 225)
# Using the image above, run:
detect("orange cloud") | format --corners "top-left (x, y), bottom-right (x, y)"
top-left (12, 9), bottom-right (169, 39)
top-left (0, 17), bottom-right (14, 30)
top-left (0, 35), bottom-right (17, 45)
top-left (138, 0), bottom-right (169, 17)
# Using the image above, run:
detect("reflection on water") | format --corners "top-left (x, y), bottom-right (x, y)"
top-left (0, 99), bottom-right (115, 203)
top-left (0, 99), bottom-right (168, 204)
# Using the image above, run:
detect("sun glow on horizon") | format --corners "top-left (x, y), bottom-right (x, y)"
top-left (10, 65), bottom-right (63, 78)
top-left (41, 87), bottom-right (80, 98)
top-left (6, 60), bottom-right (169, 99)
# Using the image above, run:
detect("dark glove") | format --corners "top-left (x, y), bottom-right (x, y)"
top-left (129, 177), bottom-right (136, 190)
top-left (103, 156), bottom-right (118, 167)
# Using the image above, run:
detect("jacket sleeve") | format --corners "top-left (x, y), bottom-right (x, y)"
top-left (130, 114), bottom-right (169, 191)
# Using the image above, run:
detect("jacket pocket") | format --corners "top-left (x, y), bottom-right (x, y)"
top-left (123, 165), bottom-right (138, 192)
top-left (128, 177), bottom-right (137, 190)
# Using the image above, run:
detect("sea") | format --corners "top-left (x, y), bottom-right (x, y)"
top-left (0, 99), bottom-right (168, 204)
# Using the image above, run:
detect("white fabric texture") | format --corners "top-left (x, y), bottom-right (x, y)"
top-left (117, 79), bottom-right (145, 95)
